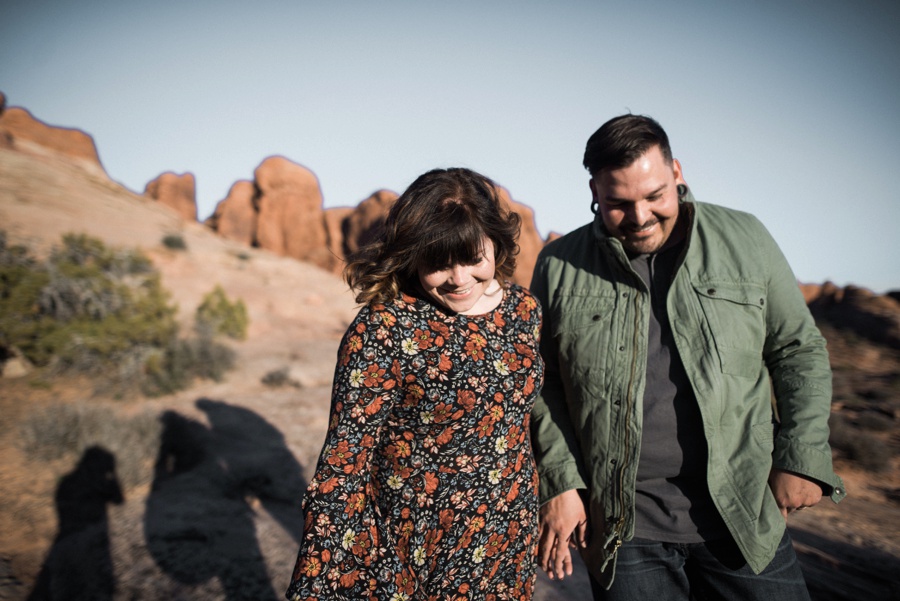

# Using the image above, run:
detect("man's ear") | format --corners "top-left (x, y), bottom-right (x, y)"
top-left (672, 158), bottom-right (686, 186)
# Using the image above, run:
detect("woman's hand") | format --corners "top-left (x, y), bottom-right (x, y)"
top-left (537, 488), bottom-right (588, 580)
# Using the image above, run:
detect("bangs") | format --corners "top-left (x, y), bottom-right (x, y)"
top-left (414, 208), bottom-right (488, 273)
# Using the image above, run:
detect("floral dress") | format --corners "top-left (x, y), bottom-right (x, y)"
top-left (287, 284), bottom-right (544, 601)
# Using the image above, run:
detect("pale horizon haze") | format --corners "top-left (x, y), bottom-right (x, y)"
top-left (2, 0), bottom-right (898, 292)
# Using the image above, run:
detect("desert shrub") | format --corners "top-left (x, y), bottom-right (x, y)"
top-left (161, 233), bottom-right (187, 251)
top-left (19, 402), bottom-right (163, 488)
top-left (1, 232), bottom-right (239, 396)
top-left (141, 332), bottom-right (235, 396)
top-left (195, 285), bottom-right (249, 340)
top-left (1, 232), bottom-right (176, 370)
top-left (262, 366), bottom-right (292, 388)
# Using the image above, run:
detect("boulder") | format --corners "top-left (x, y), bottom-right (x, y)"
top-left (253, 156), bottom-right (329, 265)
top-left (323, 206), bottom-right (354, 273)
top-left (205, 180), bottom-right (258, 246)
top-left (806, 282), bottom-right (900, 350)
top-left (342, 190), bottom-right (398, 257)
top-left (496, 186), bottom-right (543, 288)
top-left (144, 172), bottom-right (198, 221)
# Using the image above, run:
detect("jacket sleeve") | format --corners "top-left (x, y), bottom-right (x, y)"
top-left (529, 251), bottom-right (590, 503)
top-left (758, 221), bottom-right (846, 503)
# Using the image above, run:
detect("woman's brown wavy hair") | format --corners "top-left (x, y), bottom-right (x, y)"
top-left (344, 167), bottom-right (521, 306)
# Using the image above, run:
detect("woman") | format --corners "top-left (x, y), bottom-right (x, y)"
top-left (286, 168), bottom-right (544, 600)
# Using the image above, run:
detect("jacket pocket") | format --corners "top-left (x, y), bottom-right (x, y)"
top-left (693, 282), bottom-right (766, 378)
top-left (550, 291), bottom-right (617, 394)
top-left (551, 291), bottom-right (617, 337)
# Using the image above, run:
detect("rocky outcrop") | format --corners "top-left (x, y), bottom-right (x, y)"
top-left (341, 190), bottom-right (398, 257)
top-left (495, 187), bottom-right (543, 288)
top-left (205, 157), bottom-right (336, 271)
top-left (144, 172), bottom-right (198, 221)
top-left (253, 157), bottom-right (331, 267)
top-left (205, 180), bottom-right (258, 247)
top-left (803, 282), bottom-right (900, 349)
top-left (323, 206), bottom-right (355, 272)
top-left (0, 92), bottom-right (105, 175)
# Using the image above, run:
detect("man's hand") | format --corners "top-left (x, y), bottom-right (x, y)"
top-left (538, 488), bottom-right (588, 580)
top-left (769, 468), bottom-right (823, 519)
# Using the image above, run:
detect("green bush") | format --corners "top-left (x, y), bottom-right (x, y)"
top-left (141, 333), bottom-right (235, 396)
top-left (1, 232), bottom-right (176, 370)
top-left (195, 285), bottom-right (249, 340)
top-left (1, 232), bottom-right (240, 396)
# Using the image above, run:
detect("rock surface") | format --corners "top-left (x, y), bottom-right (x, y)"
top-left (144, 172), bottom-right (198, 222)
top-left (0, 99), bottom-right (105, 177)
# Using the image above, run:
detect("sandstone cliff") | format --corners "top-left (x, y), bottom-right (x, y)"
top-left (0, 91), bottom-right (106, 178)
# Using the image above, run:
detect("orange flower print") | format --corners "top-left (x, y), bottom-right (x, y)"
top-left (300, 556), bottom-right (321, 578)
top-left (286, 286), bottom-right (543, 601)
top-left (327, 440), bottom-right (352, 467)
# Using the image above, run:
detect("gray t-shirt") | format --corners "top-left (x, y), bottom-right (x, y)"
top-left (629, 244), bottom-right (727, 542)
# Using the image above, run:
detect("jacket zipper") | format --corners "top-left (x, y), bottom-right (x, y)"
top-left (609, 288), bottom-right (642, 556)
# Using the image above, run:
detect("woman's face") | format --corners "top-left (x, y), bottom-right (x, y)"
top-left (417, 237), bottom-right (498, 315)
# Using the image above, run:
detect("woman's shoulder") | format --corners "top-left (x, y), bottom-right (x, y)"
top-left (505, 282), bottom-right (539, 306)
top-left (501, 283), bottom-right (541, 321)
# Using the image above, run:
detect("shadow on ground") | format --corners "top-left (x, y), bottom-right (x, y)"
top-left (27, 446), bottom-right (123, 600)
top-left (142, 398), bottom-right (307, 601)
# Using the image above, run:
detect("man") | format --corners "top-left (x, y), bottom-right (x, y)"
top-left (529, 114), bottom-right (844, 600)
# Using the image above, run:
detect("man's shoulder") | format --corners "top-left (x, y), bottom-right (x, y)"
top-left (693, 200), bottom-right (764, 231)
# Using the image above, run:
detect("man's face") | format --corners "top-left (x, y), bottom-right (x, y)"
top-left (590, 145), bottom-right (686, 255)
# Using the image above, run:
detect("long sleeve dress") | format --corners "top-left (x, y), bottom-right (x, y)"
top-left (286, 284), bottom-right (544, 601)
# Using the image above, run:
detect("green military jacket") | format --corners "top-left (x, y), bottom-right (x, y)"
top-left (530, 197), bottom-right (845, 588)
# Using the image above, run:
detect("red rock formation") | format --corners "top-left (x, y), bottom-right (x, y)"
top-left (323, 206), bottom-right (355, 273)
top-left (205, 180), bottom-right (258, 247)
top-left (805, 282), bottom-right (900, 350)
top-left (342, 190), bottom-right (398, 257)
top-left (144, 172), bottom-right (198, 221)
top-left (253, 156), bottom-right (329, 266)
top-left (0, 94), bottom-right (104, 173)
top-left (496, 187), bottom-right (543, 288)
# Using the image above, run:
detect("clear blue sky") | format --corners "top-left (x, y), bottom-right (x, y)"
top-left (2, 0), bottom-right (898, 292)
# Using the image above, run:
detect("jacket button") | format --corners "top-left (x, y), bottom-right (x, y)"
top-left (760, 298), bottom-right (765, 306)
top-left (707, 288), bottom-right (716, 295)
top-left (614, 399), bottom-right (621, 406)
top-left (618, 346), bottom-right (625, 351)
top-left (592, 314), bottom-right (601, 321)
top-left (610, 458), bottom-right (617, 465)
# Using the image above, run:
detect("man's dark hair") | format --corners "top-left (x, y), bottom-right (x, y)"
top-left (582, 114), bottom-right (673, 176)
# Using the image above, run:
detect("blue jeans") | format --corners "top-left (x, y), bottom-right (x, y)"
top-left (589, 531), bottom-right (810, 601)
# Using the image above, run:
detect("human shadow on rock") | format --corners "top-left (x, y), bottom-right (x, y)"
top-left (28, 446), bottom-right (123, 601)
top-left (144, 399), bottom-right (306, 601)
